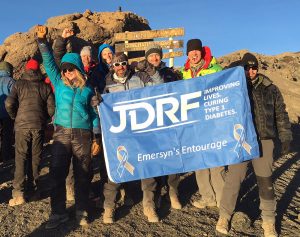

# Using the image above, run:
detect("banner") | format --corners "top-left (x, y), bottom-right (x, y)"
top-left (99, 66), bottom-right (260, 183)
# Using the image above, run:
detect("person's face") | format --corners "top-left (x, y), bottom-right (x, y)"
top-left (147, 53), bottom-right (161, 67)
top-left (101, 49), bottom-right (113, 65)
top-left (113, 61), bottom-right (128, 77)
top-left (245, 66), bottom-right (258, 80)
top-left (188, 50), bottom-right (202, 65)
top-left (81, 54), bottom-right (91, 67)
top-left (62, 67), bottom-right (77, 81)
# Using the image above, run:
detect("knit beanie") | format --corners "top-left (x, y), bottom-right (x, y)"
top-left (112, 53), bottom-right (128, 64)
top-left (0, 61), bottom-right (13, 76)
top-left (241, 53), bottom-right (259, 67)
top-left (25, 59), bottom-right (39, 71)
top-left (80, 46), bottom-right (92, 56)
top-left (186, 39), bottom-right (202, 55)
top-left (145, 44), bottom-right (163, 59)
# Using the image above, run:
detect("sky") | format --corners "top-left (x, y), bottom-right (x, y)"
top-left (0, 0), bottom-right (299, 66)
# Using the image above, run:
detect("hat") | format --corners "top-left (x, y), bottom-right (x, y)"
top-left (80, 46), bottom-right (92, 56)
top-left (241, 53), bottom-right (259, 67)
top-left (112, 53), bottom-right (128, 64)
top-left (25, 59), bottom-right (39, 71)
top-left (186, 39), bottom-right (202, 55)
top-left (0, 61), bottom-right (13, 76)
top-left (145, 44), bottom-right (163, 59)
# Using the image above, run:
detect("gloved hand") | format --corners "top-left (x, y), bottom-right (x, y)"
top-left (91, 95), bottom-right (103, 107)
top-left (136, 60), bottom-right (156, 76)
top-left (91, 134), bottom-right (101, 156)
top-left (281, 141), bottom-right (290, 155)
top-left (35, 25), bottom-right (48, 39)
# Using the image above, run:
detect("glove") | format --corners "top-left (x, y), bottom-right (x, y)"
top-left (91, 95), bottom-right (103, 107)
top-left (91, 134), bottom-right (101, 156)
top-left (281, 141), bottom-right (290, 155)
top-left (35, 25), bottom-right (48, 39)
top-left (136, 60), bottom-right (156, 76)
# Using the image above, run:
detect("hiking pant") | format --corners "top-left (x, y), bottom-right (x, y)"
top-left (50, 126), bottom-right (92, 215)
top-left (195, 166), bottom-right (225, 206)
top-left (103, 178), bottom-right (157, 209)
top-left (12, 129), bottom-right (43, 197)
top-left (0, 117), bottom-right (14, 163)
top-left (219, 140), bottom-right (276, 223)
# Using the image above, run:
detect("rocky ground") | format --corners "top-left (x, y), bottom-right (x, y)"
top-left (0, 124), bottom-right (299, 237)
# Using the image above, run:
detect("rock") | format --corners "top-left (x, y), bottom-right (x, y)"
top-left (0, 11), bottom-right (150, 79)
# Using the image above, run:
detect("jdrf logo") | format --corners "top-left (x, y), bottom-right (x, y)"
top-left (110, 91), bottom-right (202, 133)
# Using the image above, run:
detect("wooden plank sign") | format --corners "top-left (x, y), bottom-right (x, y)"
top-left (128, 51), bottom-right (183, 64)
top-left (115, 40), bottom-right (184, 53)
top-left (114, 28), bottom-right (184, 41)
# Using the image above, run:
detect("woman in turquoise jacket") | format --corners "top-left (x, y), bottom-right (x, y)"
top-left (36, 25), bottom-right (100, 229)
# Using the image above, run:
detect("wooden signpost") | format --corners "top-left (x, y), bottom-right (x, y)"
top-left (114, 28), bottom-right (184, 67)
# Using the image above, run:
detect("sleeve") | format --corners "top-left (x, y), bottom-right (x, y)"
top-left (5, 83), bottom-right (19, 119)
top-left (37, 39), bottom-right (61, 89)
top-left (46, 87), bottom-right (55, 117)
top-left (274, 86), bottom-right (292, 142)
top-left (52, 36), bottom-right (68, 66)
top-left (88, 93), bottom-right (101, 134)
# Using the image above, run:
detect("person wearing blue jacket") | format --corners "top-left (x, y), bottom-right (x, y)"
top-left (35, 25), bottom-right (101, 229)
top-left (98, 43), bottom-right (114, 81)
top-left (0, 61), bottom-right (15, 164)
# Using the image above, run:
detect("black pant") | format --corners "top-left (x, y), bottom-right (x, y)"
top-left (50, 126), bottom-right (92, 215)
top-left (0, 117), bottom-right (14, 163)
top-left (13, 129), bottom-right (44, 197)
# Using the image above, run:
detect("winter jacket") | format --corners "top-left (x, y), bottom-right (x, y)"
top-left (52, 36), bottom-right (74, 66)
top-left (248, 74), bottom-right (292, 142)
top-left (37, 40), bottom-right (100, 133)
top-left (156, 61), bottom-right (181, 82)
top-left (0, 71), bottom-right (14, 119)
top-left (181, 46), bottom-right (222, 79)
top-left (104, 70), bottom-right (163, 93)
top-left (5, 70), bottom-right (54, 130)
top-left (84, 61), bottom-right (106, 94)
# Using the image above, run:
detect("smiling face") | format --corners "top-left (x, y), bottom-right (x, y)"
top-left (101, 48), bottom-right (113, 65)
top-left (81, 54), bottom-right (91, 67)
top-left (147, 53), bottom-right (161, 67)
top-left (61, 66), bottom-right (77, 81)
top-left (188, 50), bottom-right (202, 66)
top-left (245, 66), bottom-right (258, 80)
top-left (113, 61), bottom-right (128, 77)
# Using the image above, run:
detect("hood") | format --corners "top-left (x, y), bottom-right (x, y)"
top-left (98, 44), bottom-right (115, 74)
top-left (61, 53), bottom-right (85, 75)
top-left (184, 46), bottom-right (212, 71)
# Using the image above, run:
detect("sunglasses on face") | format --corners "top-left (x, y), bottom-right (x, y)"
top-left (62, 67), bottom-right (76, 73)
top-left (113, 61), bottom-right (127, 67)
top-left (244, 66), bottom-right (258, 71)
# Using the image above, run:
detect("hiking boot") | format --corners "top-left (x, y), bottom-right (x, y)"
top-left (76, 210), bottom-right (89, 227)
top-left (143, 206), bottom-right (159, 223)
top-left (216, 216), bottom-right (229, 235)
top-left (262, 221), bottom-right (278, 237)
top-left (170, 194), bottom-right (182, 209)
top-left (103, 208), bottom-right (115, 224)
top-left (192, 199), bottom-right (217, 209)
top-left (45, 213), bottom-right (69, 229)
top-left (9, 196), bottom-right (26, 207)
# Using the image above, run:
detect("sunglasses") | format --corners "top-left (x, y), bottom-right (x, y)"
top-left (244, 65), bottom-right (258, 71)
top-left (113, 61), bottom-right (127, 67)
top-left (62, 67), bottom-right (76, 73)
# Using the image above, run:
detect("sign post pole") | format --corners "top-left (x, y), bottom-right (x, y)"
top-left (169, 37), bottom-right (174, 67)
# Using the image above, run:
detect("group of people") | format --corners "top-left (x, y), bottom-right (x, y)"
top-left (0, 24), bottom-right (293, 237)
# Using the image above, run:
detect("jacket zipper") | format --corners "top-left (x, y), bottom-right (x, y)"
top-left (70, 88), bottom-right (77, 129)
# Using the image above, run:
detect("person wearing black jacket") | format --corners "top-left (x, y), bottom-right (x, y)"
top-left (5, 59), bottom-right (55, 206)
top-left (216, 53), bottom-right (292, 237)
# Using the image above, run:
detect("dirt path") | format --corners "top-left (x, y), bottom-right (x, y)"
top-left (0, 126), bottom-right (299, 237)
